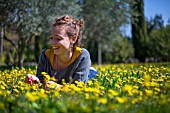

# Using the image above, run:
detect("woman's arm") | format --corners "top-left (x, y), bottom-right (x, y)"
top-left (71, 48), bottom-right (91, 83)
top-left (36, 49), bottom-right (49, 83)
top-left (25, 50), bottom-right (47, 85)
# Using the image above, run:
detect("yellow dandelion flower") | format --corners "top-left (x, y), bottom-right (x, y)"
top-left (26, 92), bottom-right (39, 102)
top-left (40, 89), bottom-right (45, 94)
top-left (150, 81), bottom-right (158, 87)
top-left (138, 96), bottom-right (143, 101)
top-left (87, 80), bottom-right (93, 86)
top-left (14, 94), bottom-right (19, 97)
top-left (94, 93), bottom-right (99, 98)
top-left (75, 81), bottom-right (84, 87)
top-left (31, 84), bottom-right (38, 91)
top-left (48, 83), bottom-right (58, 89)
top-left (6, 90), bottom-right (11, 95)
top-left (133, 85), bottom-right (139, 89)
top-left (148, 68), bottom-right (152, 72)
top-left (154, 88), bottom-right (160, 92)
top-left (116, 97), bottom-right (128, 104)
top-left (85, 93), bottom-right (90, 99)
top-left (18, 81), bottom-right (24, 85)
top-left (100, 86), bottom-right (105, 90)
top-left (72, 86), bottom-right (81, 93)
top-left (50, 76), bottom-right (56, 81)
top-left (62, 86), bottom-right (71, 92)
top-left (145, 89), bottom-right (153, 96)
top-left (131, 98), bottom-right (139, 104)
top-left (144, 81), bottom-right (151, 87)
top-left (61, 79), bottom-right (66, 84)
top-left (157, 78), bottom-right (164, 82)
top-left (41, 72), bottom-right (48, 75)
top-left (108, 89), bottom-right (119, 96)
top-left (98, 98), bottom-right (107, 104)
top-left (39, 93), bottom-right (48, 99)
top-left (13, 89), bottom-right (19, 93)
top-left (122, 84), bottom-right (132, 92)
top-left (115, 84), bottom-right (120, 88)
top-left (93, 88), bottom-right (100, 94)
top-left (139, 91), bottom-right (143, 96)
top-left (154, 92), bottom-right (159, 95)
top-left (70, 90), bottom-right (75, 95)
top-left (53, 91), bottom-right (60, 97)
top-left (0, 86), bottom-right (5, 90)
top-left (144, 74), bottom-right (151, 81)
top-left (43, 74), bottom-right (50, 82)
top-left (132, 89), bottom-right (139, 94)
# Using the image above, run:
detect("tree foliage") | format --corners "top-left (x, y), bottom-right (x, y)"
top-left (145, 14), bottom-right (170, 62)
top-left (131, 0), bottom-right (148, 62)
top-left (81, 0), bottom-right (134, 64)
top-left (147, 25), bottom-right (170, 62)
top-left (104, 36), bottom-right (134, 63)
top-left (1, 0), bottom-right (151, 66)
top-left (146, 14), bottom-right (164, 35)
top-left (1, 0), bottom-right (81, 67)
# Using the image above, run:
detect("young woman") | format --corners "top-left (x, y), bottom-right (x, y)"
top-left (25, 15), bottom-right (97, 86)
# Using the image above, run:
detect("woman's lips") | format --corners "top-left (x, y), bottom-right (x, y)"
top-left (53, 47), bottom-right (60, 52)
top-left (53, 47), bottom-right (59, 49)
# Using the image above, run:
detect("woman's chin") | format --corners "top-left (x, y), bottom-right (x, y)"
top-left (53, 48), bottom-right (60, 54)
top-left (54, 52), bottom-right (60, 55)
top-left (53, 50), bottom-right (60, 55)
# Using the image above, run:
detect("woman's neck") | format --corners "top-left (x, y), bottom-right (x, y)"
top-left (56, 52), bottom-right (73, 64)
top-left (55, 50), bottom-right (73, 65)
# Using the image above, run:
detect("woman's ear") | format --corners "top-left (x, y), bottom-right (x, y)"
top-left (71, 35), bottom-right (78, 44)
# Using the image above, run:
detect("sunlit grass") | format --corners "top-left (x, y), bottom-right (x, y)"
top-left (0, 63), bottom-right (170, 113)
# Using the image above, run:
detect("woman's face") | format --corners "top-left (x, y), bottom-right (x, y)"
top-left (50, 26), bottom-right (73, 55)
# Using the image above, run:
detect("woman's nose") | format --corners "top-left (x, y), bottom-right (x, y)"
top-left (50, 38), bottom-right (58, 44)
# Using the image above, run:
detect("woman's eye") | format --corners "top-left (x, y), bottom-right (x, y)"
top-left (50, 37), bottom-right (62, 41)
top-left (57, 38), bottom-right (62, 41)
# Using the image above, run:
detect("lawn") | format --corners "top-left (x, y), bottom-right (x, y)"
top-left (0, 63), bottom-right (170, 113)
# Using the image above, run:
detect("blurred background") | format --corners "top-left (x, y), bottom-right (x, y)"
top-left (0, 0), bottom-right (170, 67)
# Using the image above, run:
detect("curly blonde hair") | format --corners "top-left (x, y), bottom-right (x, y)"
top-left (52, 15), bottom-right (84, 47)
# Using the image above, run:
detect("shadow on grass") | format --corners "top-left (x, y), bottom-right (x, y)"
top-left (0, 65), bottom-right (37, 71)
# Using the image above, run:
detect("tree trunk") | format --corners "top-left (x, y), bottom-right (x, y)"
top-left (35, 35), bottom-right (41, 63)
top-left (131, 0), bottom-right (147, 62)
top-left (17, 36), bottom-right (26, 67)
top-left (18, 51), bottom-right (24, 67)
top-left (0, 24), bottom-right (4, 65)
top-left (98, 42), bottom-right (102, 65)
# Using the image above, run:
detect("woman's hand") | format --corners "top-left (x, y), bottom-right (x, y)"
top-left (25, 74), bottom-right (40, 85)
top-left (46, 81), bottom-right (63, 89)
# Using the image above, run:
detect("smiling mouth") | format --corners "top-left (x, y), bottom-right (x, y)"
top-left (53, 46), bottom-right (60, 50)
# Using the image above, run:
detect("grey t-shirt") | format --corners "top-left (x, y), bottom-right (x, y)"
top-left (36, 48), bottom-right (91, 84)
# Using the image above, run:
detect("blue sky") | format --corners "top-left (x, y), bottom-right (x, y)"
top-left (144, 0), bottom-right (170, 25)
top-left (124, 0), bottom-right (170, 37)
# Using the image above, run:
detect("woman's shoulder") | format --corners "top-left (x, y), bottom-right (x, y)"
top-left (39, 48), bottom-right (51, 60)
top-left (72, 47), bottom-right (90, 58)
top-left (81, 48), bottom-right (90, 56)
top-left (40, 48), bottom-right (47, 56)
